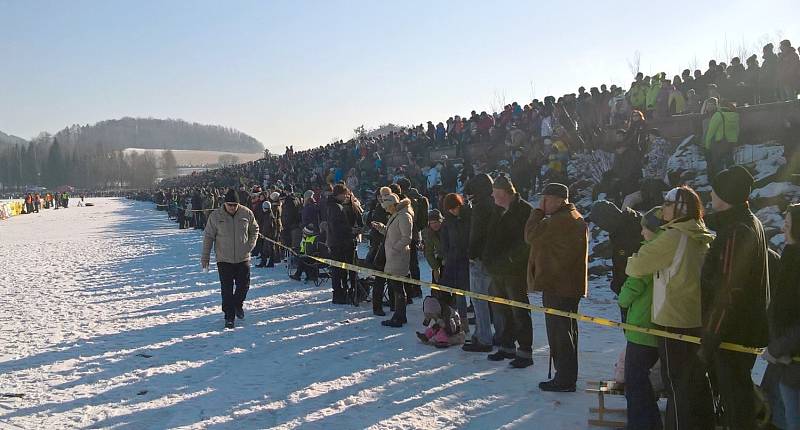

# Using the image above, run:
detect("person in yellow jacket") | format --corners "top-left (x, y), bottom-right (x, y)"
top-left (628, 77), bottom-right (648, 112)
top-left (645, 74), bottom-right (663, 116)
top-left (668, 76), bottom-right (687, 114)
top-left (625, 186), bottom-right (716, 430)
top-left (703, 102), bottom-right (740, 178)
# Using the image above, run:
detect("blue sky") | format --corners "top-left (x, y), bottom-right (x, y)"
top-left (0, 0), bottom-right (796, 152)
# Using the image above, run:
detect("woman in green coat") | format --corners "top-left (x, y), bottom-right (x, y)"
top-left (625, 186), bottom-right (715, 430)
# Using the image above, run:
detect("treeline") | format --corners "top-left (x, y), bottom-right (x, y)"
top-left (0, 133), bottom-right (171, 190)
top-left (54, 117), bottom-right (264, 153)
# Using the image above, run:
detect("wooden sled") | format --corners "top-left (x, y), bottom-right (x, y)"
top-left (586, 380), bottom-right (627, 428)
top-left (587, 380), bottom-right (669, 428)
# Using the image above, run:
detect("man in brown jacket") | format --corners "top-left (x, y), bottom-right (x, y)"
top-left (525, 183), bottom-right (588, 392)
top-left (201, 189), bottom-right (259, 329)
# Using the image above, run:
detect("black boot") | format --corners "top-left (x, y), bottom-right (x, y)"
top-left (332, 288), bottom-right (347, 304)
top-left (372, 280), bottom-right (385, 316)
top-left (388, 285), bottom-right (407, 324)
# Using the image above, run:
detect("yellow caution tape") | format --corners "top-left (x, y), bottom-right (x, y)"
top-left (256, 235), bottom-right (770, 357)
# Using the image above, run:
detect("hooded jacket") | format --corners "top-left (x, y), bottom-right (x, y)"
top-left (465, 174), bottom-right (495, 261)
top-left (374, 198), bottom-right (414, 276)
top-left (201, 205), bottom-right (259, 264)
top-left (626, 217), bottom-right (714, 328)
top-left (525, 203), bottom-right (588, 297)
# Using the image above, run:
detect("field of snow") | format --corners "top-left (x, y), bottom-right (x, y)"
top-left (0, 198), bottom-right (637, 429)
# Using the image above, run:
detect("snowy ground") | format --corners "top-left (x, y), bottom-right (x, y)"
top-left (0, 198), bottom-right (633, 429)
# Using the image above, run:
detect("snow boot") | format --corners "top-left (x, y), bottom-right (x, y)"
top-left (488, 351), bottom-right (516, 361)
top-left (235, 307), bottom-right (245, 320)
top-left (224, 320), bottom-right (235, 330)
top-left (538, 380), bottom-right (576, 392)
top-left (509, 357), bottom-right (533, 369)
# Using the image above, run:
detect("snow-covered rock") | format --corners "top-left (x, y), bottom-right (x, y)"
top-left (734, 142), bottom-right (785, 182)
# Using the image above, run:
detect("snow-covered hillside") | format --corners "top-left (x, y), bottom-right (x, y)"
top-left (0, 198), bottom-right (633, 429)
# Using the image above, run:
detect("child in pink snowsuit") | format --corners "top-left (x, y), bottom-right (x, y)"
top-left (416, 296), bottom-right (466, 348)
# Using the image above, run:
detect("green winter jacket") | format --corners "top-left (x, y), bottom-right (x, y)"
top-left (628, 83), bottom-right (647, 110)
top-left (626, 218), bottom-right (714, 328)
top-left (618, 267), bottom-right (657, 347)
top-left (703, 108), bottom-right (740, 149)
top-left (645, 80), bottom-right (662, 110)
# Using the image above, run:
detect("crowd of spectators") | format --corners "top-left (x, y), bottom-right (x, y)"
top-left (146, 39), bottom-right (800, 430)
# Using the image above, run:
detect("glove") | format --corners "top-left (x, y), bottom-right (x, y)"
top-left (697, 332), bottom-right (721, 365)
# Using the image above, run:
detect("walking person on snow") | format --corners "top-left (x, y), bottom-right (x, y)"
top-left (201, 189), bottom-right (259, 329)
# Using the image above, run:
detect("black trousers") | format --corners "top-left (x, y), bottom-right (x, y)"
top-left (625, 341), bottom-right (662, 430)
top-left (260, 238), bottom-right (275, 264)
top-left (389, 279), bottom-right (406, 322)
top-left (657, 326), bottom-right (714, 430)
top-left (711, 350), bottom-right (757, 429)
top-left (217, 262), bottom-right (250, 321)
top-left (489, 274), bottom-right (532, 357)
top-left (543, 293), bottom-right (580, 384)
top-left (330, 245), bottom-right (356, 297)
top-left (406, 239), bottom-right (421, 297)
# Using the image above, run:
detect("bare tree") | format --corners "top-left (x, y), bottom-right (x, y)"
top-left (161, 149), bottom-right (178, 177)
top-left (489, 89), bottom-right (507, 114)
top-left (627, 50), bottom-right (641, 77)
top-left (688, 55), bottom-right (700, 73)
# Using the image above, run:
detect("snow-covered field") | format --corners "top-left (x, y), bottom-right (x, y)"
top-left (0, 198), bottom-right (630, 429)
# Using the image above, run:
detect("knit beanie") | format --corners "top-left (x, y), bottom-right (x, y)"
top-left (712, 165), bottom-right (754, 205)
top-left (492, 175), bottom-right (516, 194)
top-left (641, 206), bottom-right (665, 234)
top-left (428, 209), bottom-right (444, 222)
top-left (224, 189), bottom-right (239, 204)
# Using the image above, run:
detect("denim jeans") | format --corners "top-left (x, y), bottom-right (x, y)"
top-left (469, 260), bottom-right (494, 346)
top-left (781, 382), bottom-right (800, 430)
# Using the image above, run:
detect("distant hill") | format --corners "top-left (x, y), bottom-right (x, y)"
top-left (53, 117), bottom-right (263, 153)
top-left (0, 130), bottom-right (27, 148)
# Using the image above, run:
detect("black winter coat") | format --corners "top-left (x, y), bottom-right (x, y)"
top-left (258, 209), bottom-right (277, 239)
top-left (592, 206), bottom-right (643, 295)
top-left (325, 195), bottom-right (357, 250)
top-left (482, 194), bottom-right (532, 278)
top-left (768, 244), bottom-right (800, 387)
top-left (281, 195), bottom-right (302, 230)
top-left (701, 205), bottom-right (770, 350)
top-left (441, 207), bottom-right (471, 267)
top-left (465, 174), bottom-right (495, 261)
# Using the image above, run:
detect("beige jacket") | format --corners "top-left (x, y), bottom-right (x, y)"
top-left (374, 199), bottom-right (414, 276)
top-left (201, 205), bottom-right (259, 264)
